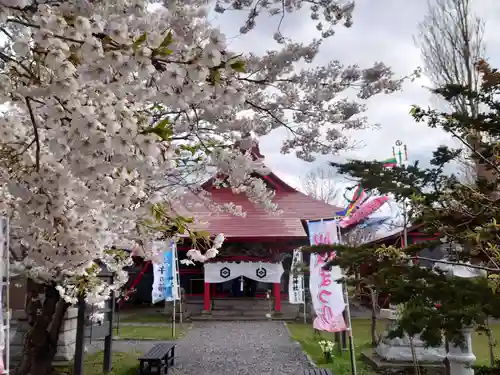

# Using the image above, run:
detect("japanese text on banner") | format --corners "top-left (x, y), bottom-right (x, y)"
top-left (307, 220), bottom-right (346, 332)
top-left (151, 240), bottom-right (179, 304)
top-left (289, 248), bottom-right (304, 304)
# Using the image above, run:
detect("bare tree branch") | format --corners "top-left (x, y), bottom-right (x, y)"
top-left (300, 166), bottom-right (341, 204)
top-left (415, 0), bottom-right (486, 182)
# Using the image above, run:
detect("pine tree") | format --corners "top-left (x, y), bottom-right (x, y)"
top-left (304, 61), bottom-right (500, 350)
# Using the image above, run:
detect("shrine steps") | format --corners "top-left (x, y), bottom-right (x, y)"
top-left (211, 309), bottom-right (271, 318)
top-left (211, 297), bottom-right (272, 312)
top-left (190, 313), bottom-right (299, 322)
top-left (190, 298), bottom-right (301, 321)
top-left (153, 297), bottom-right (302, 321)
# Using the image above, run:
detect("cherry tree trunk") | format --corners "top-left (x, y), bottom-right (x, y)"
top-left (14, 280), bottom-right (69, 375)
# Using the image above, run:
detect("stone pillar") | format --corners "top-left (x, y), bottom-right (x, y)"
top-left (442, 262), bottom-right (483, 375)
top-left (447, 327), bottom-right (476, 375)
top-left (10, 308), bottom-right (79, 364)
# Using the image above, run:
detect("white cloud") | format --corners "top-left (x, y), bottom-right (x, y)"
top-left (213, 0), bottom-right (500, 187)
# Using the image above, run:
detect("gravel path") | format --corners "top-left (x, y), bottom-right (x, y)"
top-left (89, 321), bottom-right (312, 375)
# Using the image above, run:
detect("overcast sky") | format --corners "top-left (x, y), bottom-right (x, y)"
top-left (213, 0), bottom-right (500, 191)
top-left (2, 1), bottom-right (497, 198)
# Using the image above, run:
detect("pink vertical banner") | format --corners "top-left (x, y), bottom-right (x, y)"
top-left (307, 219), bottom-right (347, 332)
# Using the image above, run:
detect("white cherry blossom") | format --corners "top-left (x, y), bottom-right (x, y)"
top-left (0, 1), bottom-right (402, 371)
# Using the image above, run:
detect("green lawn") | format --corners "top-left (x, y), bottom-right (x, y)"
top-left (119, 312), bottom-right (172, 324)
top-left (287, 319), bottom-right (382, 375)
top-left (287, 319), bottom-right (500, 374)
top-left (472, 324), bottom-right (500, 366)
top-left (56, 351), bottom-right (140, 375)
top-left (115, 324), bottom-right (186, 340)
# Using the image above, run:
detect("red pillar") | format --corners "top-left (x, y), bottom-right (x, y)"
top-left (273, 282), bottom-right (281, 313)
top-left (204, 282), bottom-right (211, 311)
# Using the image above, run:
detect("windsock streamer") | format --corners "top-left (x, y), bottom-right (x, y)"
top-left (335, 184), bottom-right (367, 217)
top-left (339, 196), bottom-right (390, 229)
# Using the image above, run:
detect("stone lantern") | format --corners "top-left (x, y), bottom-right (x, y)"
top-left (375, 305), bottom-right (446, 363)
top-left (434, 259), bottom-right (486, 375)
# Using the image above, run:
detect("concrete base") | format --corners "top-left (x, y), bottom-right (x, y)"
top-left (375, 337), bottom-right (446, 362)
top-left (361, 349), bottom-right (446, 375)
top-left (375, 317), bottom-right (446, 363)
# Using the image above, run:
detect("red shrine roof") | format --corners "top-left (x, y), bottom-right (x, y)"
top-left (177, 140), bottom-right (341, 239)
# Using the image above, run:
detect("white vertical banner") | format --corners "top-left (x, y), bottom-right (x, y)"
top-left (151, 240), bottom-right (180, 304)
top-left (168, 240), bottom-right (180, 301)
top-left (151, 257), bottom-right (166, 305)
top-left (151, 240), bottom-right (168, 304)
top-left (288, 249), bottom-right (304, 304)
top-left (307, 219), bottom-right (347, 332)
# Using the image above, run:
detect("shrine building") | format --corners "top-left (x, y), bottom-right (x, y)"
top-left (172, 140), bottom-right (340, 318)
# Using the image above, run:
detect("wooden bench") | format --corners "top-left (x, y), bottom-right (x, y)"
top-left (138, 343), bottom-right (175, 375)
top-left (303, 369), bottom-right (333, 375)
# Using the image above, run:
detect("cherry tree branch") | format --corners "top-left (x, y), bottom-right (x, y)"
top-left (0, 50), bottom-right (37, 80)
top-left (7, 18), bottom-right (120, 48)
top-left (7, 18), bottom-right (84, 44)
top-left (245, 99), bottom-right (296, 133)
top-left (25, 97), bottom-right (40, 171)
top-left (245, 99), bottom-right (339, 152)
top-left (415, 255), bottom-right (500, 273)
top-left (0, 27), bottom-right (13, 40)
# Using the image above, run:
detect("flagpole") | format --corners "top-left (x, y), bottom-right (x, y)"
top-left (175, 242), bottom-right (182, 326)
top-left (172, 294), bottom-right (176, 338)
top-left (394, 140), bottom-right (409, 248)
top-left (302, 269), bottom-right (306, 325)
top-left (171, 240), bottom-right (179, 338)
top-left (344, 282), bottom-right (357, 375)
top-left (337, 223), bottom-right (357, 375)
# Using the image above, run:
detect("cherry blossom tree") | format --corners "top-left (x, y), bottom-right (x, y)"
top-left (0, 0), bottom-right (402, 373)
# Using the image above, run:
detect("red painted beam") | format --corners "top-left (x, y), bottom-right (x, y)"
top-left (273, 283), bottom-right (281, 312)
top-left (120, 261), bottom-right (151, 307)
top-left (262, 175), bottom-right (282, 192)
top-left (205, 256), bottom-right (278, 263)
top-left (203, 282), bottom-right (211, 311)
top-left (179, 268), bottom-right (203, 274)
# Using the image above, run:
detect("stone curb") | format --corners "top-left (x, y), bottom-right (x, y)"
top-left (87, 338), bottom-right (180, 342)
top-left (113, 338), bottom-right (177, 342)
top-left (117, 322), bottom-right (174, 326)
top-left (283, 322), bottom-right (317, 368)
